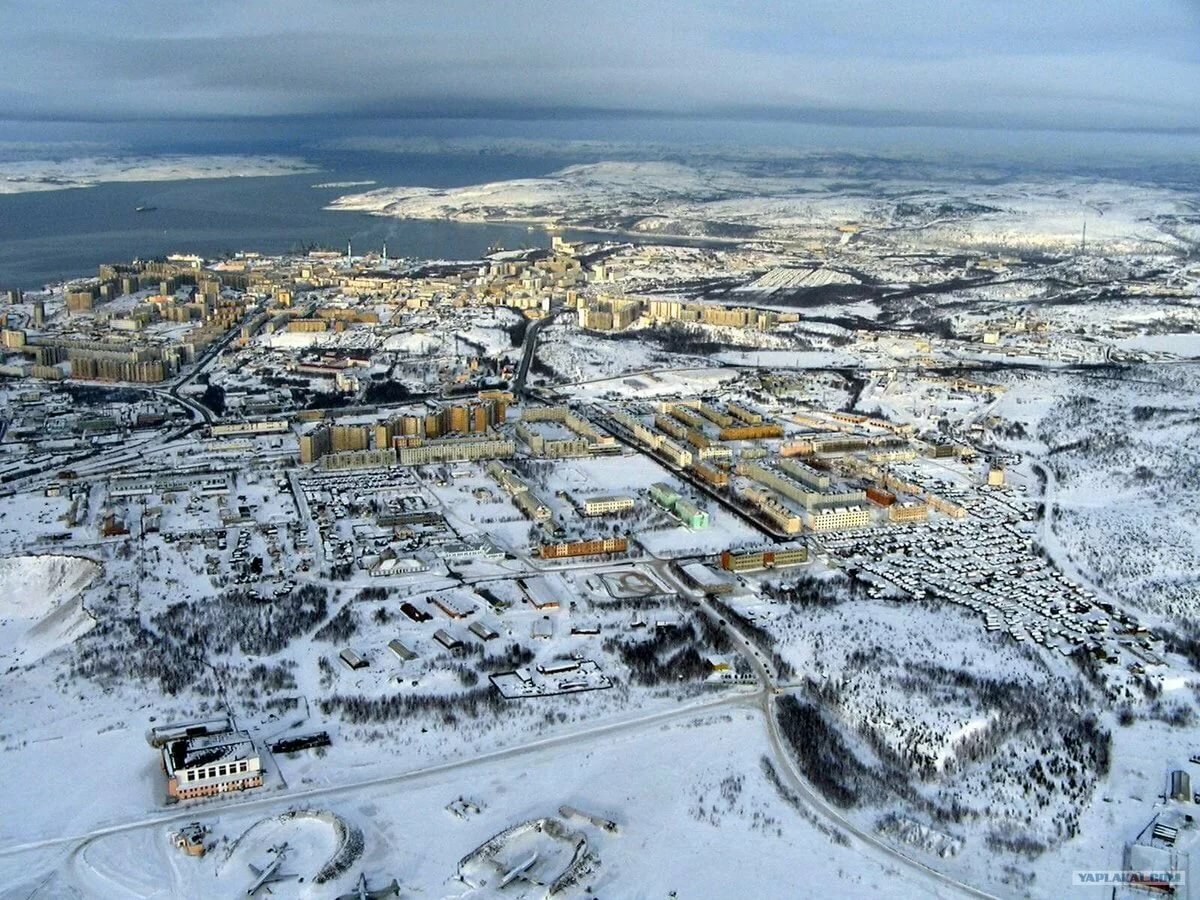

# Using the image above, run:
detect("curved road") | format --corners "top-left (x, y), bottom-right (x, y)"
top-left (2, 559), bottom-right (1001, 899)
top-left (8, 689), bottom-right (756, 861)
top-left (657, 563), bottom-right (1001, 900)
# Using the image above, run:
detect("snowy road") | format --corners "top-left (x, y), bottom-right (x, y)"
top-left (1, 687), bottom-right (758, 861)
top-left (657, 559), bottom-right (1003, 900)
top-left (2, 577), bottom-right (1001, 900)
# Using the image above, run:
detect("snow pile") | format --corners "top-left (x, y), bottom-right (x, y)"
top-left (0, 554), bottom-right (100, 665)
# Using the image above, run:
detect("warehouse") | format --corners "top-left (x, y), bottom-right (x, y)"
top-left (429, 593), bottom-right (477, 619)
top-left (387, 638), bottom-right (417, 662)
top-left (434, 628), bottom-right (463, 650)
top-left (523, 574), bottom-right (566, 610)
top-left (339, 648), bottom-right (369, 669)
top-left (469, 620), bottom-right (500, 641)
top-left (679, 562), bottom-right (734, 595)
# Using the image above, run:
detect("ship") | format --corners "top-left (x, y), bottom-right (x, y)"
top-left (134, 205), bottom-right (157, 212)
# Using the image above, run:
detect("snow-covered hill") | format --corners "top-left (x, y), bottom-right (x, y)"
top-left (0, 554), bottom-right (100, 665)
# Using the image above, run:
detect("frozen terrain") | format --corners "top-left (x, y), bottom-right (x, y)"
top-left (0, 154), bottom-right (318, 194)
top-left (0, 554), bottom-right (100, 666)
top-left (330, 158), bottom-right (1200, 253)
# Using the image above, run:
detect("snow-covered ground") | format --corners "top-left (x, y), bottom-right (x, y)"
top-left (0, 154), bottom-right (317, 194)
top-left (1115, 333), bottom-right (1200, 358)
top-left (330, 158), bottom-right (1199, 253)
top-left (0, 554), bottom-right (99, 666)
top-left (2, 709), bottom-right (923, 899)
top-left (3, 147), bottom-right (1200, 900)
top-left (989, 364), bottom-right (1200, 619)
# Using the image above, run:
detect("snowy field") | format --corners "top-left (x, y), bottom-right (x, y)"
top-left (330, 158), bottom-right (1200, 254)
top-left (2, 710), bottom-right (922, 899)
top-left (989, 364), bottom-right (1200, 619)
top-left (0, 154), bottom-right (317, 194)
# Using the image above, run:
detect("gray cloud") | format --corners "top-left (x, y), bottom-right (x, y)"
top-left (1, 0), bottom-right (1197, 131)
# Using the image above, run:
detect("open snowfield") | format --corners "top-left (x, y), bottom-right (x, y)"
top-left (2, 710), bottom-right (918, 899)
top-left (565, 366), bottom-right (742, 400)
top-left (1115, 333), bottom-right (1200, 358)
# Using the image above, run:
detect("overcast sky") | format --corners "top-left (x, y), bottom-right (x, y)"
top-left (1, 0), bottom-right (1197, 132)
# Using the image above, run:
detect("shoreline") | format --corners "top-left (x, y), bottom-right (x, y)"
top-left (325, 204), bottom-right (751, 249)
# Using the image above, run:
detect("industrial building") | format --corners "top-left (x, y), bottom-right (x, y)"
top-left (439, 538), bottom-right (505, 563)
top-left (430, 593), bottom-right (476, 619)
top-left (523, 574), bottom-right (566, 610)
top-left (434, 628), bottom-right (463, 650)
top-left (110, 470), bottom-right (230, 497)
top-left (679, 562), bottom-right (734, 595)
top-left (162, 730), bottom-right (262, 801)
top-left (468, 620), bottom-right (500, 641)
top-left (208, 419), bottom-right (289, 438)
top-left (387, 639), bottom-right (417, 662)
top-left (339, 648), bottom-right (369, 669)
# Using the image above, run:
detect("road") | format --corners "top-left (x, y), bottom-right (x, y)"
top-left (7, 689), bottom-right (756, 862)
top-left (651, 561), bottom-right (1001, 900)
top-left (0, 559), bottom-right (999, 898)
top-left (0, 312), bottom-right (253, 495)
top-left (512, 312), bottom-right (553, 397)
top-left (167, 309), bottom-right (258, 415)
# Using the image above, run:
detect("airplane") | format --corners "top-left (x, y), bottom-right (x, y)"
top-left (336, 872), bottom-right (401, 900)
top-left (499, 852), bottom-right (539, 889)
top-left (247, 843), bottom-right (299, 896)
